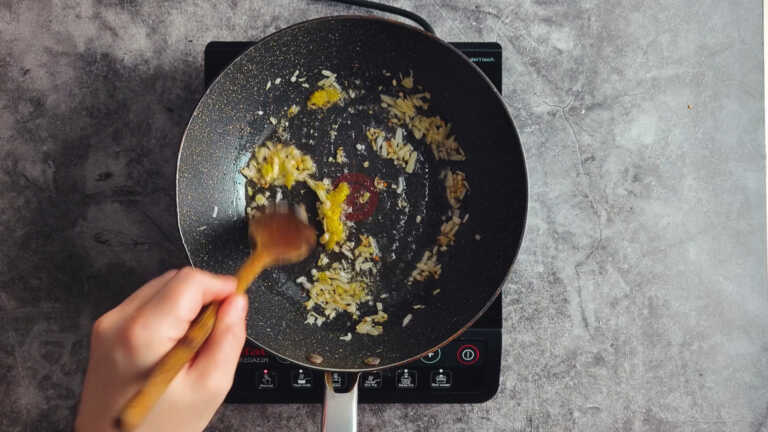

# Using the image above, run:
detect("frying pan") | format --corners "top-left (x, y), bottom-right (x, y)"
top-left (176, 15), bottom-right (527, 431)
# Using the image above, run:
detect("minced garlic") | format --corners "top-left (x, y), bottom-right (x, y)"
top-left (308, 87), bottom-right (341, 110)
top-left (240, 141), bottom-right (315, 189)
top-left (312, 181), bottom-right (350, 250)
top-left (241, 142), bottom-right (351, 250)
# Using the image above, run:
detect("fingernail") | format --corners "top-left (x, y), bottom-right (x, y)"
top-left (231, 294), bottom-right (247, 319)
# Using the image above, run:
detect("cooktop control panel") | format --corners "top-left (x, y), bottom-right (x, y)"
top-left (227, 327), bottom-right (500, 404)
top-left (204, 41), bottom-right (504, 404)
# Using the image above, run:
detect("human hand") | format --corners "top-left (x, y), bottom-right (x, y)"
top-left (75, 267), bottom-right (247, 432)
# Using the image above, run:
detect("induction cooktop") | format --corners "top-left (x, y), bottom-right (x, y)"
top-left (203, 40), bottom-right (503, 404)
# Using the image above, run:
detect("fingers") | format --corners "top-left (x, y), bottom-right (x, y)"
top-left (136, 294), bottom-right (247, 432)
top-left (115, 269), bottom-right (180, 317)
top-left (187, 293), bottom-right (247, 393)
top-left (139, 267), bottom-right (236, 332)
top-left (120, 267), bottom-right (237, 365)
top-left (90, 269), bottom-right (179, 340)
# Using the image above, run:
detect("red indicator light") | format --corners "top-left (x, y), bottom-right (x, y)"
top-left (241, 346), bottom-right (267, 357)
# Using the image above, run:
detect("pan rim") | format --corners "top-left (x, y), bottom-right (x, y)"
top-left (176, 14), bottom-right (529, 372)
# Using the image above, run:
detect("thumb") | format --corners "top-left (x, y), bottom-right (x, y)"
top-left (188, 294), bottom-right (247, 391)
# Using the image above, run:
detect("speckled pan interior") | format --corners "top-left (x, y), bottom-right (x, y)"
top-left (176, 16), bottom-right (527, 371)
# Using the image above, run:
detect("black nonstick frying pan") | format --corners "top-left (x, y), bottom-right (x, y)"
top-left (176, 15), bottom-right (526, 431)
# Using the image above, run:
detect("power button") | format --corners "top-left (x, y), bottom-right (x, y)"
top-left (456, 344), bottom-right (480, 365)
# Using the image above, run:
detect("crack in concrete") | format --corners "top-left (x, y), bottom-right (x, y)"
top-left (544, 97), bottom-right (604, 338)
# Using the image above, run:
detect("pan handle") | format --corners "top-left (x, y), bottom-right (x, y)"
top-left (321, 372), bottom-right (360, 432)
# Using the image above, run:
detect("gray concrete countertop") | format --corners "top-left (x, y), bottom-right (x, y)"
top-left (1, 1), bottom-right (765, 431)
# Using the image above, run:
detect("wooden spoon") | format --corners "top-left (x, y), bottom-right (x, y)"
top-left (117, 204), bottom-right (317, 431)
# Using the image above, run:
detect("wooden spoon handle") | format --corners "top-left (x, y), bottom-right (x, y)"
top-left (117, 302), bottom-right (218, 430)
top-left (117, 252), bottom-right (269, 431)
top-left (235, 252), bottom-right (270, 295)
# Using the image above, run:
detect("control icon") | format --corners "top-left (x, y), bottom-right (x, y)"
top-left (430, 369), bottom-right (453, 389)
top-left (331, 372), bottom-right (345, 389)
top-left (291, 369), bottom-right (312, 389)
top-left (361, 372), bottom-right (383, 390)
top-left (396, 369), bottom-right (418, 389)
top-left (420, 349), bottom-right (441, 364)
top-left (257, 369), bottom-right (278, 390)
top-left (457, 344), bottom-right (480, 365)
